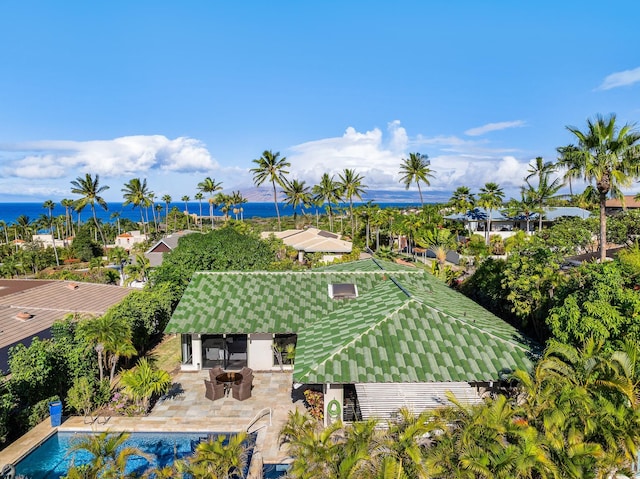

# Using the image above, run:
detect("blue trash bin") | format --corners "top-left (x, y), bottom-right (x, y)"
top-left (48, 401), bottom-right (62, 427)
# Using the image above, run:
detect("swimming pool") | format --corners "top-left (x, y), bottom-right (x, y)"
top-left (14, 431), bottom-right (255, 478)
top-left (263, 463), bottom-right (291, 478)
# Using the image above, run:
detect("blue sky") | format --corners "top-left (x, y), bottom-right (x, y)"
top-left (0, 1), bottom-right (639, 203)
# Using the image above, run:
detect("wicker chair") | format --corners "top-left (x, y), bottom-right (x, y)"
top-left (239, 366), bottom-right (253, 378)
top-left (204, 379), bottom-right (225, 401)
top-left (209, 366), bottom-right (224, 382)
top-left (232, 374), bottom-right (253, 401)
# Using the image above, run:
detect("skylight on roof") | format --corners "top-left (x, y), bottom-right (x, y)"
top-left (328, 283), bottom-right (358, 299)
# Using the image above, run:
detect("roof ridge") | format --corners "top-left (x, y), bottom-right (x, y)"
top-left (193, 270), bottom-right (422, 275)
top-left (408, 296), bottom-right (532, 352)
top-left (297, 290), bottom-right (410, 382)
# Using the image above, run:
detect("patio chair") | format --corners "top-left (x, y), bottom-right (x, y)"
top-left (232, 374), bottom-right (253, 401)
top-left (204, 379), bottom-right (225, 401)
top-left (209, 366), bottom-right (224, 381)
top-left (239, 366), bottom-right (253, 378)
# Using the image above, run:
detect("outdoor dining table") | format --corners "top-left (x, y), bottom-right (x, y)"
top-left (215, 372), bottom-right (243, 396)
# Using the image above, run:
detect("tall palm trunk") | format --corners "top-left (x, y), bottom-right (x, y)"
top-left (272, 180), bottom-right (282, 230)
top-left (599, 191), bottom-right (608, 262)
top-left (49, 216), bottom-right (59, 267)
top-left (92, 207), bottom-right (107, 247)
top-left (349, 199), bottom-right (354, 237)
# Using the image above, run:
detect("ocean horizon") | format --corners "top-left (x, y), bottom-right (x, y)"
top-left (0, 200), bottom-right (425, 227)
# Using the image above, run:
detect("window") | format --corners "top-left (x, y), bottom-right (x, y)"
top-left (328, 283), bottom-right (358, 299)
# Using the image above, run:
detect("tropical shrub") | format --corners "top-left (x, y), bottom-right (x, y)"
top-left (120, 358), bottom-right (171, 412)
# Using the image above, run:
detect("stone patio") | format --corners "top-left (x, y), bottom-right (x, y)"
top-left (0, 370), bottom-right (305, 478)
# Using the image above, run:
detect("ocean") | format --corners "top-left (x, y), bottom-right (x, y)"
top-left (0, 201), bottom-right (422, 226)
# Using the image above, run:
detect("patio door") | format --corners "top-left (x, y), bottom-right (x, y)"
top-left (201, 334), bottom-right (248, 370)
top-left (225, 334), bottom-right (248, 370)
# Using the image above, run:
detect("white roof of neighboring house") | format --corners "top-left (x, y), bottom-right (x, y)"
top-left (261, 227), bottom-right (352, 253)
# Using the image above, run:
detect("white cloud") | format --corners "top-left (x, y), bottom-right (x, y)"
top-left (286, 122), bottom-right (530, 196)
top-left (1, 135), bottom-right (218, 179)
top-left (0, 124), bottom-right (534, 201)
top-left (288, 122), bottom-right (408, 190)
top-left (597, 66), bottom-right (640, 90)
top-left (464, 120), bottom-right (526, 137)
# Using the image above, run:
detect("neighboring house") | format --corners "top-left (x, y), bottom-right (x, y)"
top-left (144, 230), bottom-right (197, 267)
top-left (165, 258), bottom-right (534, 425)
top-left (32, 234), bottom-right (56, 248)
top-left (0, 280), bottom-right (133, 372)
top-left (445, 206), bottom-right (592, 239)
top-left (114, 231), bottom-right (148, 251)
top-left (605, 195), bottom-right (640, 215)
top-left (26, 234), bottom-right (72, 248)
top-left (261, 227), bottom-right (352, 263)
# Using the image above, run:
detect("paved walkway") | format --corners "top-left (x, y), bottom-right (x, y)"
top-left (0, 370), bottom-right (305, 477)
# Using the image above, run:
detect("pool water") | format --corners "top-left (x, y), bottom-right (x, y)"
top-left (263, 463), bottom-right (291, 478)
top-left (15, 431), bottom-right (256, 479)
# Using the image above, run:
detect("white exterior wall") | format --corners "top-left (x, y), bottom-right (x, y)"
top-left (181, 334), bottom-right (202, 371)
top-left (248, 333), bottom-right (275, 371)
top-left (321, 254), bottom-right (342, 263)
top-left (323, 383), bottom-right (344, 426)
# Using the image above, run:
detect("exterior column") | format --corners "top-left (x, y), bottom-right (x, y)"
top-left (323, 383), bottom-right (344, 426)
top-left (185, 333), bottom-right (202, 371)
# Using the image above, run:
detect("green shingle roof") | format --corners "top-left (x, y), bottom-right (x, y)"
top-left (165, 259), bottom-right (535, 383)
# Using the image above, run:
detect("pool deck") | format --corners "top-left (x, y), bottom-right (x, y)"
top-left (0, 370), bottom-right (304, 477)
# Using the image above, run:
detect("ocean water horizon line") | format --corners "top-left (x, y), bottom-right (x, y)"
top-left (0, 200), bottom-right (428, 227)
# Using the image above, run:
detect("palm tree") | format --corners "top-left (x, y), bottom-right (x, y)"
top-left (231, 190), bottom-right (248, 221)
top-left (181, 195), bottom-right (190, 229)
top-left (110, 211), bottom-right (122, 236)
top-left (197, 176), bottom-right (223, 227)
top-left (77, 314), bottom-right (133, 382)
top-left (512, 339), bottom-right (640, 478)
top-left (415, 227), bottom-right (456, 269)
top-left (14, 215), bottom-right (32, 241)
top-left (147, 191), bottom-right (157, 231)
top-left (525, 157), bottom-right (564, 231)
top-left (74, 201), bottom-right (85, 231)
top-left (154, 203), bottom-right (163, 230)
top-left (122, 178), bottom-right (151, 235)
top-left (337, 168), bottom-right (367, 237)
top-left (182, 432), bottom-right (250, 478)
top-left (504, 190), bottom-right (539, 234)
top-left (60, 198), bottom-right (75, 238)
top-left (70, 173), bottom-right (109, 247)
top-left (120, 357), bottom-right (171, 411)
top-left (161, 194), bottom-right (172, 232)
top-left (398, 152), bottom-right (435, 206)
top-left (251, 150), bottom-right (291, 231)
top-left (448, 186), bottom-right (476, 237)
top-left (478, 182), bottom-right (505, 245)
top-left (558, 114), bottom-right (640, 262)
top-left (214, 192), bottom-right (233, 220)
top-left (42, 200), bottom-right (60, 266)
top-left (194, 192), bottom-right (204, 230)
top-left (0, 220), bottom-right (8, 245)
top-left (67, 431), bottom-right (152, 478)
top-left (283, 179), bottom-right (312, 226)
top-left (556, 144), bottom-right (583, 197)
top-left (312, 173), bottom-right (341, 232)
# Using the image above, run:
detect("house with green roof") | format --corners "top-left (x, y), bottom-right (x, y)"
top-left (165, 258), bottom-right (535, 424)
